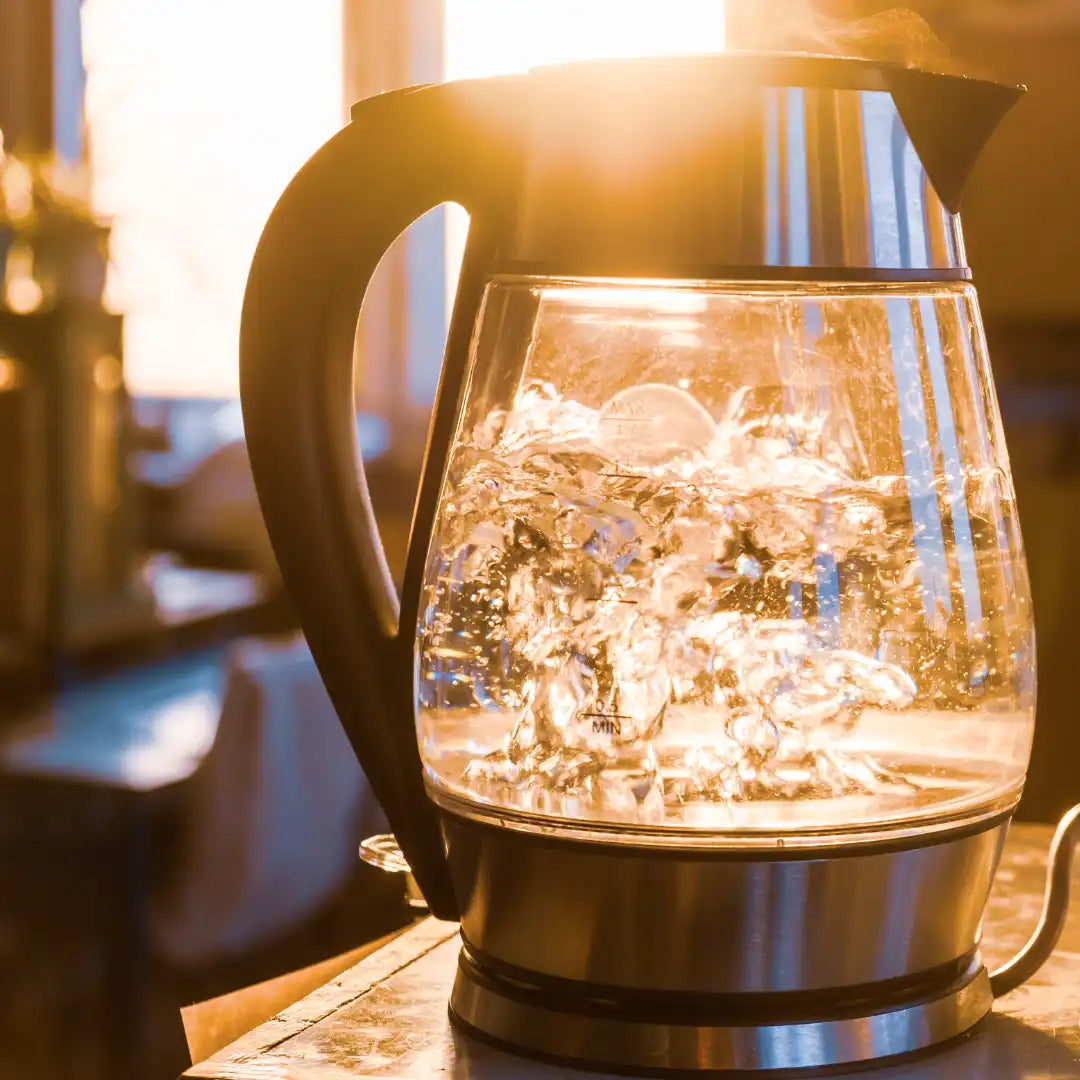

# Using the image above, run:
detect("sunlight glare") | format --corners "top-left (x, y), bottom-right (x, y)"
top-left (539, 285), bottom-right (709, 314)
top-left (444, 0), bottom-right (727, 81)
top-left (443, 0), bottom-right (727, 309)
top-left (82, 0), bottom-right (342, 397)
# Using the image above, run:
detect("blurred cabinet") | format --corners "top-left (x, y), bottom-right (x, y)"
top-left (0, 304), bottom-right (155, 700)
top-left (0, 347), bottom-right (47, 688)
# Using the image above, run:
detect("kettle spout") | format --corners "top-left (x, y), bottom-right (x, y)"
top-left (885, 68), bottom-right (1025, 214)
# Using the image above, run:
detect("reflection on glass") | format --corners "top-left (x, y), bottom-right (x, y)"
top-left (862, 92), bottom-right (902, 268)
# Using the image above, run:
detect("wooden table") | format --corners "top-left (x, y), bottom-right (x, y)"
top-left (186, 823), bottom-right (1080, 1079)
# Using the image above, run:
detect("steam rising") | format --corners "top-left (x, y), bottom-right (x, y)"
top-left (727, 1), bottom-right (965, 76)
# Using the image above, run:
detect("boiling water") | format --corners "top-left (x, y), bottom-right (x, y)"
top-left (418, 381), bottom-right (1028, 833)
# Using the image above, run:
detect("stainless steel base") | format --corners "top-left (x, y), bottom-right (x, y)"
top-left (443, 811), bottom-right (1010, 996)
top-left (450, 949), bottom-right (993, 1074)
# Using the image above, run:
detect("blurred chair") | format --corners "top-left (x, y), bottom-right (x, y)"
top-left (152, 636), bottom-right (393, 967)
top-left (133, 400), bottom-right (401, 580)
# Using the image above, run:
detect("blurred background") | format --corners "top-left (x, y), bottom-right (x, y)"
top-left (0, 1), bottom-right (1076, 1078)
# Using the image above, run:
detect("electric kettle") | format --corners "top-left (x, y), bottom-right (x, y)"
top-left (240, 53), bottom-right (1078, 1074)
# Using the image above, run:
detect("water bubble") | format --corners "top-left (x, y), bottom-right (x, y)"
top-left (736, 553), bottom-right (763, 580)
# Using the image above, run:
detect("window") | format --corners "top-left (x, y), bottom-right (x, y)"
top-left (82, 0), bottom-right (343, 397)
top-left (444, 1), bottom-right (727, 78)
top-left (82, 1), bottom-right (726, 406)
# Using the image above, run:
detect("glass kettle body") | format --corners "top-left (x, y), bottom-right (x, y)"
top-left (240, 54), bottom-right (1045, 1074)
top-left (419, 276), bottom-right (1033, 845)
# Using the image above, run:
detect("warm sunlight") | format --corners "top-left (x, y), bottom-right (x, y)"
top-left (442, 0), bottom-right (727, 307)
top-left (444, 0), bottom-right (727, 80)
top-left (82, 0), bottom-right (342, 397)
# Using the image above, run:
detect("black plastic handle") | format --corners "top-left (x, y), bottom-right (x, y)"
top-left (240, 79), bottom-right (520, 918)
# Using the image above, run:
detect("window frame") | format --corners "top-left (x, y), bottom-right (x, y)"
top-left (344, 0), bottom-right (449, 463)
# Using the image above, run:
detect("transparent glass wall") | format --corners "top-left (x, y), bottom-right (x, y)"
top-left (417, 278), bottom-right (1035, 841)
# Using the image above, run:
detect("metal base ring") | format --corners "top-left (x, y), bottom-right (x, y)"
top-left (449, 949), bottom-right (992, 1075)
